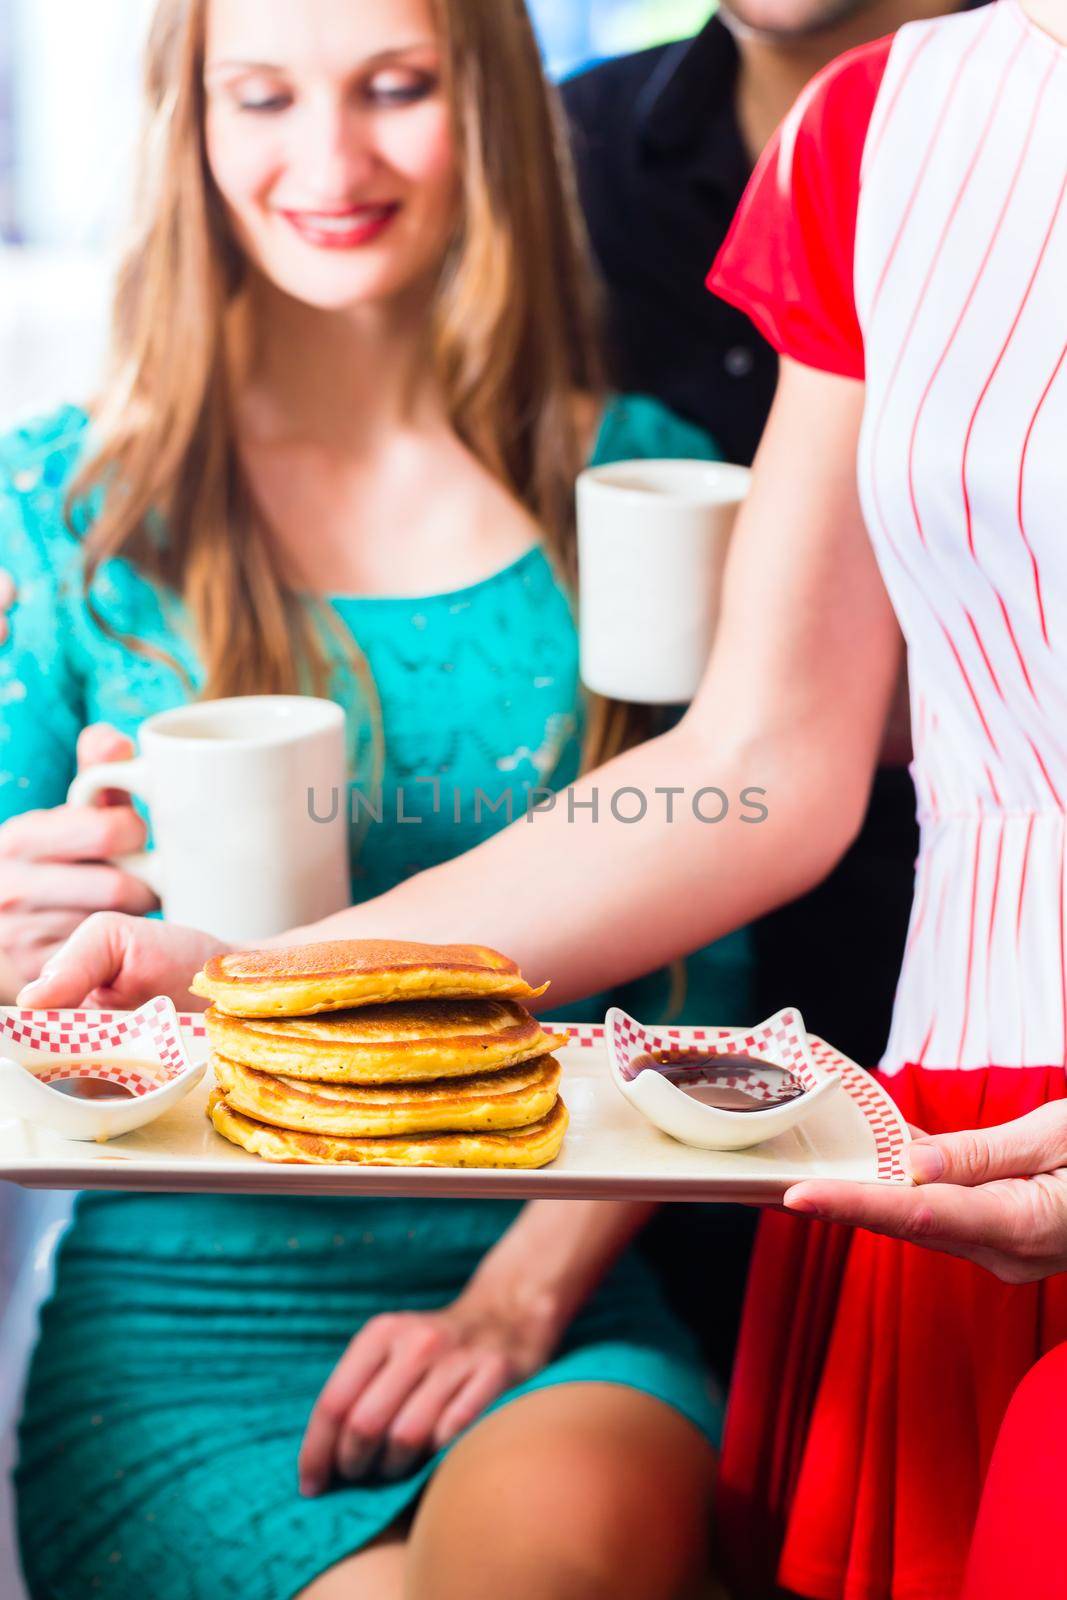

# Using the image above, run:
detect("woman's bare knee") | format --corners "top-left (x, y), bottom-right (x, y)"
top-left (406, 1383), bottom-right (715, 1600)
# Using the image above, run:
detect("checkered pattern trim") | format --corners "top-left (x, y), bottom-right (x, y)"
top-left (3, 997), bottom-right (192, 1098)
top-left (809, 1037), bottom-right (908, 1183)
top-left (611, 1007), bottom-right (817, 1089)
top-left (590, 1008), bottom-right (907, 1185)
top-left (562, 1024), bottom-right (605, 1048)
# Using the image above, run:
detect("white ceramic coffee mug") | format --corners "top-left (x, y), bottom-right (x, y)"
top-left (66, 696), bottom-right (351, 943)
top-left (577, 458), bottom-right (751, 704)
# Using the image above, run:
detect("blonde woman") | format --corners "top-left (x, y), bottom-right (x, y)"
top-left (36, 2), bottom-right (1067, 1597)
top-left (1, 1), bottom-right (728, 1595)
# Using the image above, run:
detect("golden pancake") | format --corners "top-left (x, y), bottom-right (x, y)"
top-left (207, 1088), bottom-right (568, 1168)
top-left (211, 1052), bottom-right (562, 1136)
top-left (191, 939), bottom-right (549, 1017)
top-left (204, 999), bottom-right (562, 1083)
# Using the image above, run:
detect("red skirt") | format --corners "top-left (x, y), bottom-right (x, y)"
top-left (716, 1064), bottom-right (1067, 1600)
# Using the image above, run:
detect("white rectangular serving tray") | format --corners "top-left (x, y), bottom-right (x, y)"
top-left (0, 1014), bottom-right (910, 1202)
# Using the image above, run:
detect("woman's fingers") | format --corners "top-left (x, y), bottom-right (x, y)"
top-left (906, 1102), bottom-right (1067, 1187)
top-left (0, 802), bottom-right (157, 983)
top-left (76, 723), bottom-right (136, 770)
top-left (0, 907), bottom-right (86, 946)
top-left (377, 1353), bottom-right (476, 1479)
top-left (300, 1315), bottom-right (522, 1495)
top-left (335, 1329), bottom-right (445, 1478)
top-left (0, 912), bottom-right (87, 984)
top-left (431, 1352), bottom-right (513, 1450)
top-left (0, 859), bottom-right (157, 915)
top-left (76, 724), bottom-right (138, 806)
top-left (0, 803), bottom-right (148, 864)
top-left (299, 1320), bottom-right (396, 1495)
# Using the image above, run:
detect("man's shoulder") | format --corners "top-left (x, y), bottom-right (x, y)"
top-left (560, 41), bottom-right (678, 139)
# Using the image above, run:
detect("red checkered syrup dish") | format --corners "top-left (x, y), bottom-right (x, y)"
top-left (607, 1006), bottom-right (841, 1151)
top-left (0, 997), bottom-right (205, 1142)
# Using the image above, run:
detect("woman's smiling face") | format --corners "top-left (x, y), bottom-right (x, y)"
top-left (203, 0), bottom-right (459, 311)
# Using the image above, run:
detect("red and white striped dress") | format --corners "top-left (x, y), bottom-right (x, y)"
top-left (709, 5), bottom-right (1067, 1597)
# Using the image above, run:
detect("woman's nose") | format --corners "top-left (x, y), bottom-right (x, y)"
top-left (293, 95), bottom-right (379, 199)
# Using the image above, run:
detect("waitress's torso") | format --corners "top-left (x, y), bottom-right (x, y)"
top-left (855, 1), bottom-right (1067, 1070)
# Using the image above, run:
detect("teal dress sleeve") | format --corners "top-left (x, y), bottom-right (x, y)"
top-left (577, 392), bottom-right (755, 1029)
top-left (0, 409), bottom-right (90, 823)
top-left (589, 392), bottom-right (723, 468)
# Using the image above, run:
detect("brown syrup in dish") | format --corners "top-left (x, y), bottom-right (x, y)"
top-left (630, 1050), bottom-right (807, 1112)
top-left (43, 1058), bottom-right (152, 1101)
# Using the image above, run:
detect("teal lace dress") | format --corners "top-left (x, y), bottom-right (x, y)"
top-left (2, 400), bottom-right (748, 1600)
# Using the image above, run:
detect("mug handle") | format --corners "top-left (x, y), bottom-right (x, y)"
top-left (66, 758), bottom-right (166, 898)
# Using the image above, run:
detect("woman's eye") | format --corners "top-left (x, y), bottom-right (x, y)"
top-left (237, 94), bottom-right (291, 114)
top-left (366, 73), bottom-right (436, 106)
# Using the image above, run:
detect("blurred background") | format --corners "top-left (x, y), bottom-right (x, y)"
top-left (0, 0), bottom-right (711, 427)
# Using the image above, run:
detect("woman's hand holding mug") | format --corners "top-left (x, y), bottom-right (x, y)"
top-left (0, 724), bottom-right (160, 988)
top-left (12, 693), bottom-right (352, 1004)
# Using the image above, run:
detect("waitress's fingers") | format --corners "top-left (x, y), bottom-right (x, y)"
top-left (18, 913), bottom-right (223, 1011)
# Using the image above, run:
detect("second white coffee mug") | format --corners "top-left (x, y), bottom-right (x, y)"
top-left (66, 696), bottom-right (351, 943)
top-left (577, 458), bottom-right (751, 704)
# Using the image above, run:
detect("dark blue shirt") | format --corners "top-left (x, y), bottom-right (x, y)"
top-left (562, 16), bottom-right (774, 464)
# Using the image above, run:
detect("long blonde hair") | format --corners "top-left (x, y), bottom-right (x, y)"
top-left (68, 0), bottom-right (636, 767)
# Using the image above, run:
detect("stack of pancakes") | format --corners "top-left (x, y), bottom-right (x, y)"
top-left (191, 939), bottom-right (568, 1169)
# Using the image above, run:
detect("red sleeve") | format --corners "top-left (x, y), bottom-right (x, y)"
top-left (707, 36), bottom-right (893, 380)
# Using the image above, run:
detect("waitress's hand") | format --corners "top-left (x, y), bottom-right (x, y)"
top-left (0, 724), bottom-right (159, 986)
top-left (784, 1101), bottom-right (1067, 1284)
top-left (298, 1282), bottom-right (560, 1494)
top-left (16, 911), bottom-right (230, 1011)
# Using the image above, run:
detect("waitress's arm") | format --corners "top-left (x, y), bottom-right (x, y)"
top-left (17, 361), bottom-right (900, 1012)
top-left (288, 360), bottom-right (903, 1004)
